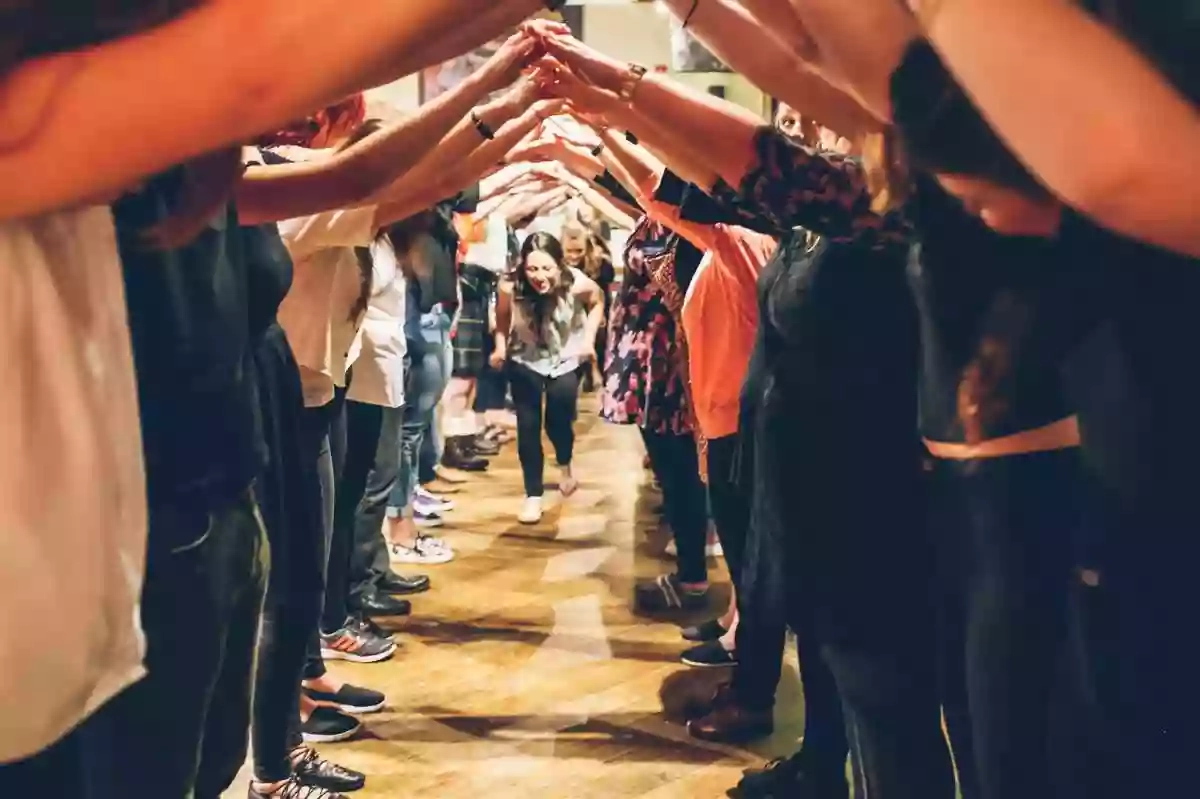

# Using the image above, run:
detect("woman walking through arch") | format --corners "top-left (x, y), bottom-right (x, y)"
top-left (492, 232), bottom-right (605, 524)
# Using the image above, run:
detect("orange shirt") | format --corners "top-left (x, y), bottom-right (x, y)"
top-left (638, 175), bottom-right (777, 439)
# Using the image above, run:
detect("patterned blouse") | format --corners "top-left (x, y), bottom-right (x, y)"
top-left (600, 217), bottom-right (693, 435)
top-left (711, 127), bottom-right (911, 249)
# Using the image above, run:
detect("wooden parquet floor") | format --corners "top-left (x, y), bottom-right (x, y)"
top-left (234, 399), bottom-right (805, 798)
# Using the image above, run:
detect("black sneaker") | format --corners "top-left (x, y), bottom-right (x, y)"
top-left (248, 775), bottom-right (346, 798)
top-left (729, 755), bottom-right (849, 799)
top-left (303, 683), bottom-right (386, 714)
top-left (300, 707), bottom-right (361, 744)
top-left (292, 746), bottom-right (367, 793)
top-left (682, 618), bottom-right (727, 642)
top-left (635, 573), bottom-right (709, 614)
top-left (682, 640), bottom-right (738, 668)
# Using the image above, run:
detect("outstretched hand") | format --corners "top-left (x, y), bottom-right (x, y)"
top-left (526, 29), bottom-right (627, 93)
top-left (484, 31), bottom-right (538, 90)
top-left (530, 56), bottom-right (621, 117)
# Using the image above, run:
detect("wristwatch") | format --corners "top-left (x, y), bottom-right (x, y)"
top-left (618, 64), bottom-right (648, 103)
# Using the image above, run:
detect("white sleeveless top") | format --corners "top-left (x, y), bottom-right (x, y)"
top-left (0, 207), bottom-right (148, 760)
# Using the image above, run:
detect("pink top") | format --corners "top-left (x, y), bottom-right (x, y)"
top-left (637, 175), bottom-right (777, 439)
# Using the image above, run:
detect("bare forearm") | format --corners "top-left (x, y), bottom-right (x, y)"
top-left (582, 296), bottom-right (605, 345)
top-left (439, 109), bottom-right (544, 200)
top-left (495, 289), bottom-right (513, 348)
top-left (574, 182), bottom-right (638, 230)
top-left (598, 132), bottom-right (661, 195)
top-left (611, 75), bottom-right (762, 189)
top-left (925, 0), bottom-right (1200, 255)
top-left (341, 69), bottom-right (498, 198)
top-left (661, 0), bottom-right (878, 134)
top-left (786, 0), bottom-right (918, 121)
top-left (600, 108), bottom-right (716, 191)
top-left (588, 183), bottom-right (642, 222)
top-left (395, 1), bottom-right (536, 90)
top-left (0, 0), bottom-right (543, 219)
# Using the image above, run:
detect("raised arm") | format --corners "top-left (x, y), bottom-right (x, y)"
top-left (784, 0), bottom-right (920, 122)
top-left (574, 271), bottom-right (606, 356)
top-left (917, 0), bottom-right (1200, 256)
top-left (533, 42), bottom-right (900, 242)
top-left (656, 0), bottom-right (879, 134)
top-left (0, 0), bottom-right (547, 219)
top-left (532, 58), bottom-right (718, 191)
top-left (236, 39), bottom-right (533, 224)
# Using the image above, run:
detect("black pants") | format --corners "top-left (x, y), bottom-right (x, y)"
top-left (326, 392), bottom-right (385, 628)
top-left (738, 385), bottom-right (952, 798)
top-left (507, 361), bottom-right (580, 497)
top-left (344, 402), bottom-right (401, 615)
top-left (299, 389), bottom-right (347, 678)
top-left (0, 490), bottom-right (271, 798)
top-left (706, 434), bottom-right (750, 588)
top-left (249, 325), bottom-right (326, 782)
top-left (931, 448), bottom-right (1090, 799)
top-left (640, 429), bottom-right (709, 584)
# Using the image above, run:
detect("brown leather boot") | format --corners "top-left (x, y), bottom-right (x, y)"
top-left (687, 684), bottom-right (773, 743)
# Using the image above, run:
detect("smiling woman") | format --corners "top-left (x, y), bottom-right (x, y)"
top-left (494, 231), bottom-right (604, 524)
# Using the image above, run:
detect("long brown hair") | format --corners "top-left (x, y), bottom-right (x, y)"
top-left (337, 118), bottom-right (384, 321)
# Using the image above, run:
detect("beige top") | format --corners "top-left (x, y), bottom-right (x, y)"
top-left (276, 206), bottom-right (377, 407)
top-left (0, 207), bottom-right (148, 760)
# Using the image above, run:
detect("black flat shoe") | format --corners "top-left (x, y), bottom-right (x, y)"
top-left (682, 618), bottom-right (727, 642)
top-left (360, 593), bottom-right (411, 617)
top-left (377, 571), bottom-right (430, 595)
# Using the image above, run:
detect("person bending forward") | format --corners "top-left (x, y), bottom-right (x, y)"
top-left (492, 232), bottom-right (604, 524)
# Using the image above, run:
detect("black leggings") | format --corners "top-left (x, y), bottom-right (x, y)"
top-left (249, 325), bottom-right (326, 782)
top-left (640, 429), bottom-right (709, 584)
top-left (706, 434), bottom-right (750, 588)
top-left (508, 361), bottom-right (580, 497)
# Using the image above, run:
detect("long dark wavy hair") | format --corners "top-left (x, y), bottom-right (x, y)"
top-left (514, 231), bottom-right (574, 343)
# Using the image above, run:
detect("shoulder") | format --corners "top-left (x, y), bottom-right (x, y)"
top-left (568, 267), bottom-right (600, 294)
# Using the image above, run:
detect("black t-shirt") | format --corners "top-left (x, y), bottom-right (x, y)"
top-left (241, 223), bottom-right (293, 340)
top-left (906, 177), bottom-right (1095, 443)
top-left (1057, 213), bottom-right (1200, 510)
top-left (114, 170), bottom-right (265, 509)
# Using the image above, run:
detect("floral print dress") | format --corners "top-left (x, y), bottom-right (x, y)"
top-left (600, 217), bottom-right (692, 435)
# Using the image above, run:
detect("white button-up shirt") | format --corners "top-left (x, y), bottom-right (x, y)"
top-left (276, 206), bottom-right (377, 408)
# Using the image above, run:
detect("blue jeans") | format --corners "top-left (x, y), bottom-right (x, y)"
top-left (390, 309), bottom-right (452, 516)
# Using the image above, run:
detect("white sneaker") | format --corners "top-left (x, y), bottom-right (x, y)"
top-left (415, 486), bottom-right (454, 513)
top-left (389, 535), bottom-right (454, 564)
top-left (518, 496), bottom-right (543, 525)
